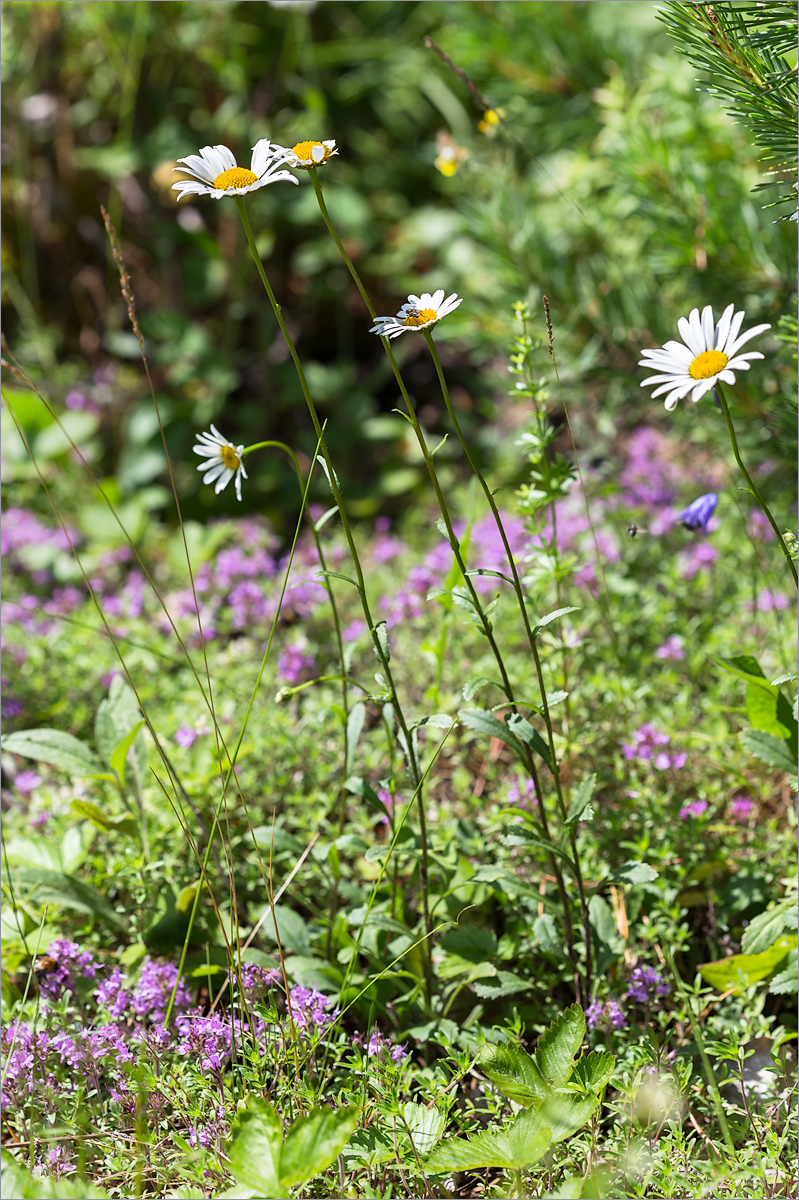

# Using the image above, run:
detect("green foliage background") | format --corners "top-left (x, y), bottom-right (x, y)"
top-left (2, 0), bottom-right (796, 531)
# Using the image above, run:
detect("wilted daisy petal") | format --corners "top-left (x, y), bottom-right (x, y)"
top-left (173, 142), bottom-right (299, 201)
top-left (639, 304), bottom-right (770, 411)
top-left (370, 289), bottom-right (463, 339)
top-left (193, 425), bottom-right (248, 501)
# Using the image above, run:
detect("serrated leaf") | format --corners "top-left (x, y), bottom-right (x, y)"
top-left (699, 936), bottom-right (797, 993)
top-left (506, 714), bottom-right (552, 771)
top-left (458, 708), bottom-right (526, 764)
top-left (532, 1004), bottom-right (586, 1092)
top-left (768, 949), bottom-right (798, 995)
top-left (479, 1043), bottom-right (548, 1106)
top-left (566, 775), bottom-right (596, 824)
top-left (226, 1097), bottom-right (284, 1198)
top-left (1, 1148), bottom-right (111, 1198)
top-left (462, 676), bottom-right (503, 702)
top-left (399, 1102), bottom-right (446, 1155)
top-left (742, 899), bottom-right (796, 955)
top-left (3, 728), bottom-right (101, 775)
top-left (425, 1109), bottom-right (552, 1172)
top-left (280, 1106), bottom-right (360, 1188)
top-left (605, 861), bottom-right (658, 886)
top-left (569, 1050), bottom-right (614, 1093)
top-left (740, 728), bottom-right (797, 772)
top-left (18, 867), bottom-right (126, 929)
top-left (473, 970), bottom-right (531, 1000)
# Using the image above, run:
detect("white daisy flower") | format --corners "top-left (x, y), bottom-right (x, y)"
top-left (172, 142), bottom-right (298, 201)
top-left (639, 304), bottom-right (771, 411)
top-left (193, 425), bottom-right (248, 500)
top-left (283, 139), bottom-right (338, 169)
top-left (369, 290), bottom-right (463, 339)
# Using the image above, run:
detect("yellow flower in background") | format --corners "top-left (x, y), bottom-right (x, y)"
top-left (478, 107), bottom-right (504, 135)
top-left (434, 131), bottom-right (468, 178)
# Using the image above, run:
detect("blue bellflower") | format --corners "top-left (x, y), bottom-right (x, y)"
top-left (678, 492), bottom-right (718, 534)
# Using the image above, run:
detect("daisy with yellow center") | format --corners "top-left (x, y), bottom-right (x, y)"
top-left (370, 290), bottom-right (463, 340)
top-left (172, 142), bottom-right (298, 201)
top-left (285, 139), bottom-right (338, 170)
top-left (194, 425), bottom-right (248, 500)
top-left (639, 303), bottom-right (770, 411)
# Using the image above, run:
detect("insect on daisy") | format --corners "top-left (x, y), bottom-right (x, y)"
top-left (194, 426), bottom-right (248, 501)
top-left (172, 142), bottom-right (298, 201)
top-left (639, 304), bottom-right (770, 411)
top-left (370, 290), bottom-right (463, 339)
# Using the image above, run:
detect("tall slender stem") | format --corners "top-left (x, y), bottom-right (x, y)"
top-left (424, 330), bottom-right (593, 997)
top-left (235, 198), bottom-right (434, 998)
top-left (715, 384), bottom-right (797, 586)
top-left (308, 170), bottom-right (584, 988)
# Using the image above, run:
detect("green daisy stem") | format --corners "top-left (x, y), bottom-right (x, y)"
top-left (424, 328), bottom-right (593, 998)
top-left (235, 198), bottom-right (433, 1000)
top-left (715, 384), bottom-right (797, 586)
top-left (308, 168), bottom-right (584, 991)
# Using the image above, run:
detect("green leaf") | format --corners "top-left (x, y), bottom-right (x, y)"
top-left (740, 728), bottom-right (797, 772)
top-left (259, 903), bottom-right (312, 957)
top-left (425, 1110), bottom-right (552, 1172)
top-left (745, 681), bottom-right (795, 740)
top-left (532, 1004), bottom-right (586, 1092)
top-left (462, 676), bottom-right (504, 702)
top-left (226, 1097), bottom-right (284, 1199)
top-left (473, 970), bottom-right (531, 999)
top-left (372, 620), bottom-right (390, 663)
top-left (741, 899), bottom-right (796, 955)
top-left (569, 1050), bottom-right (614, 1094)
top-left (479, 1042), bottom-right (548, 1106)
top-left (605, 861), bottom-right (658, 886)
top-left (280, 1106), bottom-right (360, 1188)
top-left (539, 1093), bottom-right (601, 1142)
top-left (415, 713), bottom-right (455, 730)
top-left (1, 1149), bottom-right (111, 1198)
top-left (108, 721), bottom-right (146, 792)
top-left (712, 654), bottom-right (773, 691)
top-left (769, 949), bottom-right (798, 995)
top-left (566, 775), bottom-right (596, 824)
top-left (699, 936), bottom-right (797, 993)
top-left (533, 913), bottom-right (563, 955)
top-left (95, 676), bottom-right (147, 795)
top-left (345, 703), bottom-right (365, 777)
top-left (501, 823), bottom-right (575, 868)
top-left (69, 800), bottom-right (136, 839)
top-left (17, 867), bottom-right (126, 929)
top-left (465, 568), bottom-right (516, 585)
top-left (458, 708), bottom-right (526, 764)
top-left (3, 728), bottom-right (101, 775)
top-left (398, 1102), bottom-right (446, 1156)
top-left (533, 606), bottom-right (581, 635)
top-left (506, 714), bottom-right (552, 771)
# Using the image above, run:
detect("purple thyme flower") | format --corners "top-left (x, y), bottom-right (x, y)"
top-left (176, 1013), bottom-right (232, 1078)
top-left (626, 966), bottom-right (670, 1005)
top-left (288, 984), bottom-right (338, 1034)
top-left (38, 940), bottom-right (97, 999)
top-left (130, 959), bottom-right (192, 1024)
top-left (94, 968), bottom-right (132, 1019)
top-left (679, 798), bottom-right (708, 820)
top-left (655, 635), bottom-right (685, 661)
top-left (232, 962), bottom-right (282, 1004)
top-left (277, 644), bottom-right (316, 686)
top-left (506, 777), bottom-right (538, 810)
top-left (14, 770), bottom-right (43, 793)
top-left (729, 794), bottom-right (754, 821)
top-left (586, 999), bottom-right (627, 1032)
top-left (680, 541), bottom-right (719, 579)
top-left (174, 726), bottom-right (199, 748)
top-left (677, 493), bottom-right (718, 534)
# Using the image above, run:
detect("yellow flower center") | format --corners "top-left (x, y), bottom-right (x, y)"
top-left (292, 140), bottom-right (330, 165)
top-left (689, 349), bottom-right (728, 380)
top-left (213, 167), bottom-right (258, 190)
top-left (403, 307), bottom-right (438, 328)
top-left (220, 445), bottom-right (241, 470)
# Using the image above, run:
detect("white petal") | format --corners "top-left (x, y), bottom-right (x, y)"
top-left (689, 378), bottom-right (716, 402)
top-left (211, 144), bottom-right (237, 172)
top-left (664, 392), bottom-right (682, 411)
top-left (727, 352), bottom-right (763, 368)
top-left (406, 295), bottom-right (423, 308)
top-left (649, 378), bottom-right (694, 400)
top-left (201, 462), bottom-right (226, 483)
top-left (726, 322), bottom-right (771, 358)
top-left (700, 305), bottom-right (715, 351)
top-left (172, 181), bottom-right (213, 199)
top-left (641, 373), bottom-right (690, 388)
top-left (175, 153), bottom-right (218, 183)
top-left (250, 139), bottom-right (275, 177)
top-left (214, 468), bottom-right (234, 494)
top-left (430, 289), bottom-right (445, 308)
top-left (713, 303), bottom-right (735, 351)
top-left (720, 309), bottom-right (745, 354)
top-left (323, 140), bottom-right (336, 151)
top-left (718, 368), bottom-right (738, 384)
top-left (677, 314), bottom-right (703, 357)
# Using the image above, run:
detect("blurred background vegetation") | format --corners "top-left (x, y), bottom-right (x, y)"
top-left (2, 0), bottom-right (796, 537)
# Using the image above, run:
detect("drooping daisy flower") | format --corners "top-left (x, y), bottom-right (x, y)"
top-left (193, 426), bottom-right (248, 500)
top-left (284, 139), bottom-right (338, 169)
top-left (172, 142), bottom-right (298, 201)
top-left (639, 304), bottom-right (770, 411)
top-left (370, 290), bottom-right (463, 339)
